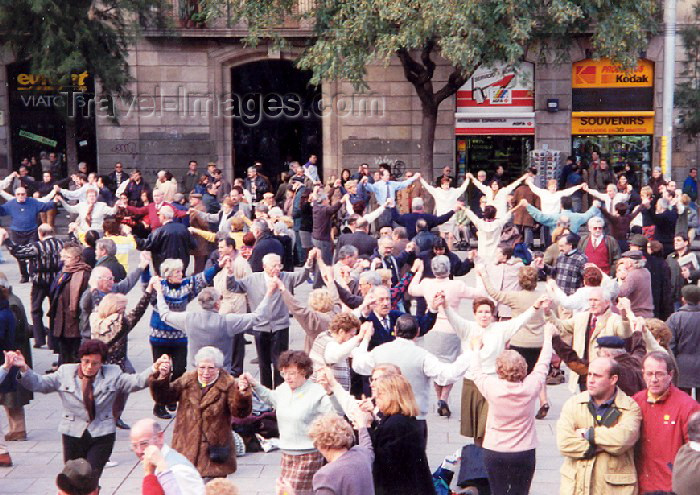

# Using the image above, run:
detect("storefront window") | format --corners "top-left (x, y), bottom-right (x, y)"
top-left (456, 136), bottom-right (533, 181)
top-left (572, 135), bottom-right (651, 186)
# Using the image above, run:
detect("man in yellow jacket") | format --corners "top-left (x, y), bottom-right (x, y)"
top-left (557, 357), bottom-right (642, 495)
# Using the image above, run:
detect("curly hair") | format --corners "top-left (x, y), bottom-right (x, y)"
top-left (308, 288), bottom-right (333, 313)
top-left (644, 318), bottom-right (672, 350)
top-left (518, 266), bottom-right (538, 291)
top-left (329, 312), bottom-right (361, 336)
top-left (205, 477), bottom-right (240, 494)
top-left (278, 350), bottom-right (314, 378)
top-left (472, 297), bottom-right (495, 314)
top-left (496, 350), bottom-right (527, 383)
top-left (308, 413), bottom-right (355, 451)
top-left (96, 293), bottom-right (127, 319)
top-left (583, 266), bottom-right (603, 287)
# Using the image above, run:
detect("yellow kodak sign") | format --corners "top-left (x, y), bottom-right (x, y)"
top-left (572, 59), bottom-right (654, 88)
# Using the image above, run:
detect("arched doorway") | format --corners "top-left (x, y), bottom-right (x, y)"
top-left (231, 59), bottom-right (322, 183)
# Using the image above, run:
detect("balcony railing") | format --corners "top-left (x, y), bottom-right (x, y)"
top-left (141, 0), bottom-right (315, 35)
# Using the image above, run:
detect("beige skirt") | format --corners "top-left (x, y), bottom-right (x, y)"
top-left (460, 378), bottom-right (489, 442)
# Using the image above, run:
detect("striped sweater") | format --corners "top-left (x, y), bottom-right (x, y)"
top-left (143, 265), bottom-right (219, 345)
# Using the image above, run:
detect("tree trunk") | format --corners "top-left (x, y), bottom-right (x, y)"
top-left (419, 103), bottom-right (438, 181)
top-left (65, 117), bottom-right (78, 176)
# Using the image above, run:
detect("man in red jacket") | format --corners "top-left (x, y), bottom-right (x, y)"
top-left (123, 189), bottom-right (186, 230)
top-left (633, 351), bottom-right (700, 493)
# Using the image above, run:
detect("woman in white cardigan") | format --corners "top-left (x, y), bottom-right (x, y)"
top-left (58, 188), bottom-right (117, 235)
top-left (420, 176), bottom-right (470, 248)
top-left (443, 294), bottom-right (549, 445)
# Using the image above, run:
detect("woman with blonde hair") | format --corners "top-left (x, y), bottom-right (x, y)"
top-left (472, 324), bottom-right (554, 495)
top-left (90, 285), bottom-right (154, 429)
top-left (359, 375), bottom-right (435, 495)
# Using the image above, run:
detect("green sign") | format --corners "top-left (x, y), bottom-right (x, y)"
top-left (18, 129), bottom-right (58, 148)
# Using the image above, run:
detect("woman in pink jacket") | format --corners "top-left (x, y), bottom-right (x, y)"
top-left (472, 323), bottom-right (554, 495)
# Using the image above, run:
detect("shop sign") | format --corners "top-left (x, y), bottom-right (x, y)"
top-left (572, 115), bottom-right (654, 135)
top-left (14, 71), bottom-right (90, 92)
top-left (457, 62), bottom-right (534, 112)
top-left (456, 116), bottom-right (535, 135)
top-left (572, 59), bottom-right (653, 88)
top-left (18, 130), bottom-right (58, 147)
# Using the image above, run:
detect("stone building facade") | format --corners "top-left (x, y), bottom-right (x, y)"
top-left (0, 1), bottom-right (698, 186)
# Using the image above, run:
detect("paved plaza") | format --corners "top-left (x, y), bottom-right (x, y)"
top-left (0, 248), bottom-right (568, 495)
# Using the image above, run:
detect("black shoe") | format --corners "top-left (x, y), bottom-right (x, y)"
top-left (153, 405), bottom-right (172, 420)
top-left (166, 403), bottom-right (177, 412)
top-left (437, 400), bottom-right (451, 418)
top-left (19, 276), bottom-right (29, 284)
top-left (115, 419), bottom-right (130, 430)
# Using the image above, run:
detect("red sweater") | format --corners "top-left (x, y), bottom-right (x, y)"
top-left (633, 386), bottom-right (700, 493)
top-left (584, 238), bottom-right (611, 274)
top-left (126, 202), bottom-right (187, 229)
top-left (142, 474), bottom-right (165, 495)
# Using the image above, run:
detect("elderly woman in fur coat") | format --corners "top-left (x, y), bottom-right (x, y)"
top-left (150, 345), bottom-right (252, 479)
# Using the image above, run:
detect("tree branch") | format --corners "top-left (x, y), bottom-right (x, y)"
top-left (435, 66), bottom-right (473, 104)
top-left (421, 38), bottom-right (436, 79)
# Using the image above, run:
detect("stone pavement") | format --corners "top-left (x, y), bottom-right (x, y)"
top-left (0, 248), bottom-right (568, 494)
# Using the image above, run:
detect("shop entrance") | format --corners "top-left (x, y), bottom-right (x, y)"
top-left (6, 61), bottom-right (97, 174)
top-left (231, 60), bottom-right (322, 182)
top-left (455, 135), bottom-right (534, 181)
top-left (572, 135), bottom-right (652, 186)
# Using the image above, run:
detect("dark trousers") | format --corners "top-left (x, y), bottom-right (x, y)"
top-left (62, 431), bottom-right (116, 480)
top-left (231, 333), bottom-right (246, 377)
top-left (58, 336), bottom-right (81, 365)
top-left (193, 254), bottom-right (208, 274)
top-left (10, 229), bottom-right (37, 280)
top-left (311, 239), bottom-right (333, 288)
top-left (483, 448), bottom-right (536, 495)
top-left (151, 343), bottom-right (187, 380)
top-left (254, 328), bottom-right (289, 388)
top-left (30, 283), bottom-right (51, 347)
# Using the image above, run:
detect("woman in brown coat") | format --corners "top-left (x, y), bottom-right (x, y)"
top-left (50, 244), bottom-right (92, 364)
top-left (150, 345), bottom-right (252, 478)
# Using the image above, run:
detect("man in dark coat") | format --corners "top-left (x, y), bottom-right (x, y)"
top-left (135, 205), bottom-right (196, 276)
top-left (94, 238), bottom-right (126, 283)
top-left (248, 221), bottom-right (284, 273)
top-left (335, 216), bottom-right (377, 259)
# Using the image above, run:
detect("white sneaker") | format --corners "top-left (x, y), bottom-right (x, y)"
top-left (105, 461), bottom-right (119, 468)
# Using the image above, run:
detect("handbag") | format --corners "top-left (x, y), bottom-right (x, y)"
top-left (200, 415), bottom-right (231, 464)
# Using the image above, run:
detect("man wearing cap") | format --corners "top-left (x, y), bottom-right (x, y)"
top-left (616, 250), bottom-right (654, 318)
top-left (633, 351), bottom-right (700, 493)
top-left (552, 333), bottom-right (647, 396)
top-left (547, 286), bottom-right (632, 393)
top-left (57, 459), bottom-right (99, 495)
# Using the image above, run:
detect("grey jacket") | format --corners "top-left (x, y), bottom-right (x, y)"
top-left (668, 304), bottom-right (700, 388)
top-left (228, 268), bottom-right (310, 332)
top-left (79, 267), bottom-right (144, 340)
top-left (157, 292), bottom-right (269, 371)
top-left (20, 364), bottom-right (151, 437)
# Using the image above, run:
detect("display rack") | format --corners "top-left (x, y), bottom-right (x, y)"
top-left (529, 149), bottom-right (563, 188)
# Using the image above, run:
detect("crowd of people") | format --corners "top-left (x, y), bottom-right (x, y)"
top-left (0, 155), bottom-right (700, 495)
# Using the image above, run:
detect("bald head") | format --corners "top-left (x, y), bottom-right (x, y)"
top-left (130, 418), bottom-right (164, 459)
